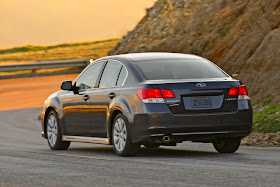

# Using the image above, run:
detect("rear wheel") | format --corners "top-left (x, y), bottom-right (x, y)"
top-left (112, 114), bottom-right (140, 156)
top-left (213, 138), bottom-right (241, 153)
top-left (46, 110), bottom-right (70, 150)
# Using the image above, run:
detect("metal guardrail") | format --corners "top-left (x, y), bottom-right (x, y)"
top-left (0, 59), bottom-right (92, 72)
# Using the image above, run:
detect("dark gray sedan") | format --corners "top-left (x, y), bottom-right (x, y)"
top-left (41, 53), bottom-right (252, 156)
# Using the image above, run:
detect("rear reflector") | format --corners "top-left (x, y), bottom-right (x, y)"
top-left (137, 88), bottom-right (175, 103)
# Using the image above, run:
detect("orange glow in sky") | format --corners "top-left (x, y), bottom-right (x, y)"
top-left (0, 0), bottom-right (156, 49)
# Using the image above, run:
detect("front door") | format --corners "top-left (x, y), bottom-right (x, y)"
top-left (61, 89), bottom-right (92, 135)
top-left (61, 60), bottom-right (106, 136)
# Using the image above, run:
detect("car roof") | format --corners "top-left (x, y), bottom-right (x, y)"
top-left (107, 52), bottom-right (204, 62)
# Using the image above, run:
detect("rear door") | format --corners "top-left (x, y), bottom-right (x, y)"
top-left (88, 59), bottom-right (125, 137)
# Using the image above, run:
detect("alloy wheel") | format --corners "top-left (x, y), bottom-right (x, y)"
top-left (113, 118), bottom-right (127, 152)
top-left (47, 114), bottom-right (58, 147)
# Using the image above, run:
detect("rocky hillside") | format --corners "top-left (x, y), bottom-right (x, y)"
top-left (109, 0), bottom-right (280, 104)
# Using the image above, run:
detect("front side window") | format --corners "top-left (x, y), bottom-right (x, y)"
top-left (135, 59), bottom-right (228, 80)
top-left (75, 61), bottom-right (104, 89)
top-left (99, 60), bottom-right (123, 88)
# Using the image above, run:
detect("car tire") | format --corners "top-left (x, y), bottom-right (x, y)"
top-left (112, 114), bottom-right (140, 156)
top-left (46, 110), bottom-right (70, 150)
top-left (213, 138), bottom-right (241, 153)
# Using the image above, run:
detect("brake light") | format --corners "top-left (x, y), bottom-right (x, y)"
top-left (228, 85), bottom-right (249, 100)
top-left (136, 88), bottom-right (175, 103)
top-left (161, 89), bottom-right (175, 98)
top-left (238, 85), bottom-right (248, 95)
top-left (137, 88), bottom-right (162, 100)
top-left (228, 87), bottom-right (239, 96)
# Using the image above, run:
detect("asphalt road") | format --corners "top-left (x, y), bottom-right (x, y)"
top-left (0, 108), bottom-right (279, 187)
top-left (0, 74), bottom-right (78, 111)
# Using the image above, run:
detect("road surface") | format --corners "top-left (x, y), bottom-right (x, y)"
top-left (0, 107), bottom-right (279, 186)
top-left (0, 74), bottom-right (78, 111)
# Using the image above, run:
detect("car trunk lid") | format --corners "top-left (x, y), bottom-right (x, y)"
top-left (146, 78), bottom-right (240, 114)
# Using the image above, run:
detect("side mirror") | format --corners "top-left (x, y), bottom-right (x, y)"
top-left (232, 74), bottom-right (238, 78)
top-left (61, 80), bottom-right (72, 90)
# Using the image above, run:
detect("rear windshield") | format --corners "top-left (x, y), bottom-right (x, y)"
top-left (135, 59), bottom-right (228, 80)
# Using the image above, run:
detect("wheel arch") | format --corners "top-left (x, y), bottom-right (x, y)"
top-left (43, 106), bottom-right (56, 138)
top-left (43, 104), bottom-right (63, 137)
top-left (108, 96), bottom-right (134, 144)
top-left (108, 109), bottom-right (123, 144)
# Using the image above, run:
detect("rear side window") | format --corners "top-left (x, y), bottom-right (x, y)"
top-left (116, 67), bottom-right (127, 86)
top-left (99, 60), bottom-right (123, 88)
top-left (135, 59), bottom-right (228, 80)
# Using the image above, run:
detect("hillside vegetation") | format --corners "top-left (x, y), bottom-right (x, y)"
top-left (0, 38), bottom-right (120, 65)
top-left (109, 0), bottom-right (280, 105)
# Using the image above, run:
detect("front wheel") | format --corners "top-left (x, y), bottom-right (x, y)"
top-left (213, 138), bottom-right (241, 153)
top-left (112, 114), bottom-right (140, 156)
top-left (46, 110), bottom-right (70, 150)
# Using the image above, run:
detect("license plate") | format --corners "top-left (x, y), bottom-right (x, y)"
top-left (192, 97), bottom-right (212, 108)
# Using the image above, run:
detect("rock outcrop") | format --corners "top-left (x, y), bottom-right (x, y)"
top-left (109, 0), bottom-right (280, 104)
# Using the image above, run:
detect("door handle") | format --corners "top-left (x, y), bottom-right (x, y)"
top-left (83, 95), bottom-right (89, 102)
top-left (108, 92), bottom-right (116, 99)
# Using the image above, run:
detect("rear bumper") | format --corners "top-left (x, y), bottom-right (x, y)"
top-left (130, 109), bottom-right (252, 143)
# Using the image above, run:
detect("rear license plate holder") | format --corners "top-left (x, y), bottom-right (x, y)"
top-left (191, 97), bottom-right (212, 108)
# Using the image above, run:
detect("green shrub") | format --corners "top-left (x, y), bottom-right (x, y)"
top-left (253, 101), bottom-right (280, 133)
top-left (220, 27), bottom-right (231, 37)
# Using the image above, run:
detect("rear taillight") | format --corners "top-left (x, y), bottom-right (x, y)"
top-left (238, 85), bottom-right (248, 95)
top-left (137, 88), bottom-right (175, 103)
top-left (161, 89), bottom-right (175, 98)
top-left (228, 85), bottom-right (249, 100)
top-left (137, 89), bottom-right (162, 100)
top-left (228, 87), bottom-right (239, 96)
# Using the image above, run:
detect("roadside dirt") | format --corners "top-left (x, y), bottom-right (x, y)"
top-left (241, 132), bottom-right (280, 147)
top-left (0, 74), bottom-right (78, 111)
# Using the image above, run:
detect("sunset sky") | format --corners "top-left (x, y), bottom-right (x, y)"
top-left (0, 0), bottom-right (156, 49)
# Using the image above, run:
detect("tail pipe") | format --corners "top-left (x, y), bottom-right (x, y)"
top-left (162, 135), bottom-right (171, 142)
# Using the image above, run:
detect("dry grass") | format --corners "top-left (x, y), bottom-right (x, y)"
top-left (0, 38), bottom-right (121, 65)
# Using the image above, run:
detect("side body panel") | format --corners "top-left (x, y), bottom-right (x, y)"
top-left (89, 88), bottom-right (120, 137)
top-left (59, 90), bottom-right (92, 135)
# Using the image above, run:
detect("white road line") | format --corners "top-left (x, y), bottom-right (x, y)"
top-left (57, 153), bottom-right (113, 161)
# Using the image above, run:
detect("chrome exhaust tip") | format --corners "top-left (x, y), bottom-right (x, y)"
top-left (162, 136), bottom-right (171, 142)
